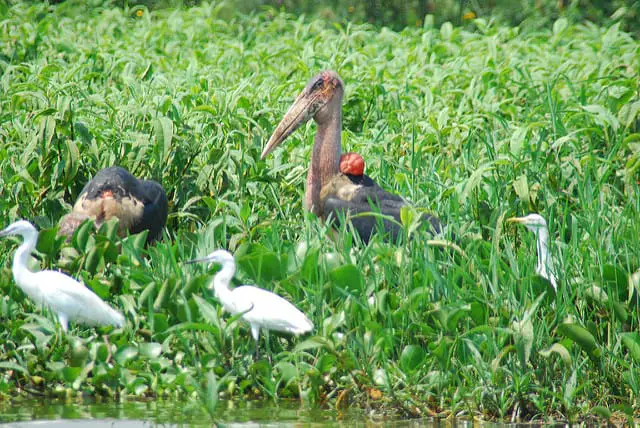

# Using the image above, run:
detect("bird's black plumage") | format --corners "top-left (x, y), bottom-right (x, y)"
top-left (321, 173), bottom-right (442, 243)
top-left (59, 166), bottom-right (168, 243)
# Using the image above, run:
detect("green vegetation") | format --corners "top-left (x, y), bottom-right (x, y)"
top-left (112, 0), bottom-right (640, 35)
top-left (1, 0), bottom-right (639, 423)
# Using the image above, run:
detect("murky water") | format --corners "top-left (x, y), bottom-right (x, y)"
top-left (0, 398), bottom-right (448, 426)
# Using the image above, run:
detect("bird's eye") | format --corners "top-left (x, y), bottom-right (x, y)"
top-left (311, 78), bottom-right (324, 92)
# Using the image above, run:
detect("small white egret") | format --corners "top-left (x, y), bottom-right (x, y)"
top-left (507, 214), bottom-right (558, 291)
top-left (187, 249), bottom-right (313, 351)
top-left (0, 220), bottom-right (125, 332)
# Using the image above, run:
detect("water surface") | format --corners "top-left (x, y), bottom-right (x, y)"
top-left (0, 398), bottom-right (444, 426)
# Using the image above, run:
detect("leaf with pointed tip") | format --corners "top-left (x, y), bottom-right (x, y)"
top-left (193, 294), bottom-right (221, 327)
top-left (621, 333), bottom-right (640, 364)
top-left (237, 246), bottom-right (282, 282)
top-left (139, 342), bottom-right (162, 359)
top-left (558, 323), bottom-right (600, 359)
top-left (114, 346), bottom-right (138, 366)
top-left (399, 345), bottom-right (426, 372)
top-left (539, 343), bottom-right (571, 364)
top-left (294, 337), bottom-right (336, 354)
top-left (512, 318), bottom-right (534, 367)
top-left (329, 264), bottom-right (363, 293)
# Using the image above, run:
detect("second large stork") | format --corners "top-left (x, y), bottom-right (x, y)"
top-left (261, 70), bottom-right (442, 243)
top-left (59, 167), bottom-right (168, 243)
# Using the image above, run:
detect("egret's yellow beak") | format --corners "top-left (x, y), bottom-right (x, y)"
top-left (507, 217), bottom-right (526, 224)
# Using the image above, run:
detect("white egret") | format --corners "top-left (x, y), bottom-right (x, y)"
top-left (507, 214), bottom-right (558, 291)
top-left (0, 220), bottom-right (125, 332)
top-left (187, 249), bottom-right (313, 351)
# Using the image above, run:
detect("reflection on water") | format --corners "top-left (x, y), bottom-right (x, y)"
top-left (0, 398), bottom-right (445, 426)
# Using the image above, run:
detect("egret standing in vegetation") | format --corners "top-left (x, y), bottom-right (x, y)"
top-left (507, 214), bottom-right (558, 291)
top-left (0, 220), bottom-right (125, 332)
top-left (261, 70), bottom-right (442, 243)
top-left (187, 250), bottom-right (313, 353)
top-left (59, 166), bottom-right (168, 243)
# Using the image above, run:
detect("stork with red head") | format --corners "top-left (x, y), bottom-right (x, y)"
top-left (261, 71), bottom-right (442, 243)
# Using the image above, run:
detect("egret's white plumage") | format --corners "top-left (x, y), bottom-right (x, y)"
top-left (188, 249), bottom-right (313, 343)
top-left (0, 220), bottom-right (125, 331)
top-left (508, 214), bottom-right (558, 291)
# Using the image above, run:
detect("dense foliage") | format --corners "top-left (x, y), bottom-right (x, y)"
top-left (1, 0), bottom-right (639, 423)
top-left (103, 0), bottom-right (640, 34)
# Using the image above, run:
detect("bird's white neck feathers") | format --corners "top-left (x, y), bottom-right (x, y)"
top-left (11, 229), bottom-right (40, 296)
top-left (212, 258), bottom-right (236, 306)
top-left (531, 225), bottom-right (557, 289)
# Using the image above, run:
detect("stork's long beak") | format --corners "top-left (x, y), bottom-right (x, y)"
top-left (260, 90), bottom-right (319, 160)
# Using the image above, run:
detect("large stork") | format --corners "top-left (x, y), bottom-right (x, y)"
top-left (261, 70), bottom-right (442, 243)
top-left (58, 166), bottom-right (168, 243)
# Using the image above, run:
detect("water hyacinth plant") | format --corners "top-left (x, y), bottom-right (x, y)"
top-left (1, 0), bottom-right (639, 423)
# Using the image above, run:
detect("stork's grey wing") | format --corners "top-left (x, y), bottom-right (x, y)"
top-left (321, 173), bottom-right (442, 243)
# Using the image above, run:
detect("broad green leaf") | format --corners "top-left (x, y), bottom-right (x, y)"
top-left (602, 264), bottom-right (628, 299)
top-left (73, 219), bottom-right (94, 252)
top-left (203, 371), bottom-right (218, 416)
top-left (512, 174), bottom-right (529, 204)
top-left (237, 246), bottom-right (282, 282)
top-left (84, 246), bottom-right (102, 274)
top-left (114, 346), bottom-right (139, 366)
top-left (193, 294), bottom-right (220, 326)
top-left (512, 318), bottom-right (534, 367)
top-left (400, 205), bottom-right (414, 228)
top-left (152, 313), bottom-right (169, 333)
top-left (62, 367), bottom-right (81, 383)
top-left (440, 21), bottom-right (453, 40)
top-left (329, 264), bottom-right (363, 293)
top-left (154, 116), bottom-right (173, 162)
top-left (300, 248), bottom-right (320, 283)
top-left (294, 337), bottom-right (336, 354)
top-left (98, 218), bottom-right (120, 242)
top-left (132, 231), bottom-right (148, 252)
top-left (321, 252), bottom-right (343, 272)
top-left (612, 301), bottom-right (628, 323)
top-left (276, 361), bottom-right (297, 383)
top-left (36, 227), bottom-right (61, 256)
top-left (621, 333), bottom-right (640, 364)
top-left (591, 406), bottom-right (612, 419)
top-left (459, 162), bottom-right (494, 203)
top-left (139, 342), bottom-right (162, 359)
top-left (399, 345), bottom-right (426, 372)
top-left (583, 104), bottom-right (619, 130)
top-left (558, 323), bottom-right (600, 358)
top-left (510, 126), bottom-right (527, 156)
top-left (619, 100), bottom-right (640, 128)
top-left (584, 285), bottom-right (608, 304)
top-left (552, 17), bottom-right (568, 35)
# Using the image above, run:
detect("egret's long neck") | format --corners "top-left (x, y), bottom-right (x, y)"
top-left (307, 107), bottom-right (342, 215)
top-left (534, 227), bottom-right (553, 278)
top-left (212, 260), bottom-right (235, 303)
top-left (12, 232), bottom-right (39, 294)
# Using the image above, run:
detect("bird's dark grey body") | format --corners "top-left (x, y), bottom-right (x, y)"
top-left (321, 173), bottom-right (442, 243)
top-left (59, 166), bottom-right (168, 243)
